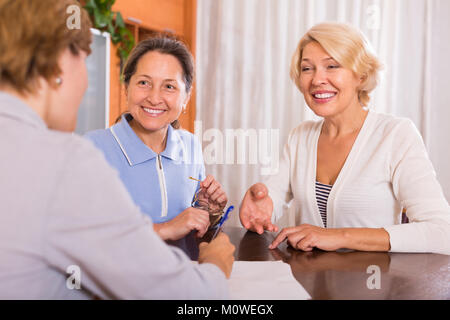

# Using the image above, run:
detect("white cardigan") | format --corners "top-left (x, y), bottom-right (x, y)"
top-left (265, 110), bottom-right (450, 255)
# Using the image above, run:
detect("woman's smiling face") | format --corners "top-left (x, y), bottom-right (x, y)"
top-left (299, 41), bottom-right (362, 118)
top-left (126, 50), bottom-right (188, 133)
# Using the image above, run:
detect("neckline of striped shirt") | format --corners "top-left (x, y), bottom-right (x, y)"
top-left (315, 181), bottom-right (333, 228)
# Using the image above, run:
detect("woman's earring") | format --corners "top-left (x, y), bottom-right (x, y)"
top-left (55, 77), bottom-right (63, 86)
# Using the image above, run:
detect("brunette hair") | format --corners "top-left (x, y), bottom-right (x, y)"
top-left (0, 0), bottom-right (92, 94)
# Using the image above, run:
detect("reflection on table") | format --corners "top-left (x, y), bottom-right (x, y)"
top-left (220, 226), bottom-right (450, 300)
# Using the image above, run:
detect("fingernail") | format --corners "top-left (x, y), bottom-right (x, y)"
top-left (257, 192), bottom-right (263, 197)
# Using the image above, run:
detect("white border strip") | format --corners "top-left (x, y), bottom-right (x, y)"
top-left (110, 126), bottom-right (133, 166)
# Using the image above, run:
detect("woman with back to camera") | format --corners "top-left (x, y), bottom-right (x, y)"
top-left (239, 22), bottom-right (450, 254)
top-left (85, 37), bottom-right (228, 256)
top-left (0, 0), bottom-right (234, 299)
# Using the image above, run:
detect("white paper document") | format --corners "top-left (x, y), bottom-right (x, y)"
top-left (228, 261), bottom-right (311, 300)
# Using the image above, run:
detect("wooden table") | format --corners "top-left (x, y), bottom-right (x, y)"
top-left (219, 226), bottom-right (450, 300)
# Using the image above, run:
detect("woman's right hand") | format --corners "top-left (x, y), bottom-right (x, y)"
top-left (198, 233), bottom-right (235, 278)
top-left (154, 207), bottom-right (210, 241)
top-left (239, 183), bottom-right (278, 234)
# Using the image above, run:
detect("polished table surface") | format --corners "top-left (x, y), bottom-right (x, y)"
top-left (211, 226), bottom-right (450, 300)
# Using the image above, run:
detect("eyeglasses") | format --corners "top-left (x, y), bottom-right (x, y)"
top-left (191, 188), bottom-right (224, 229)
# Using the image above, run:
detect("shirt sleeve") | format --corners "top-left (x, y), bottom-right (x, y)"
top-left (43, 138), bottom-right (229, 299)
top-left (384, 119), bottom-right (450, 255)
top-left (263, 129), bottom-right (295, 222)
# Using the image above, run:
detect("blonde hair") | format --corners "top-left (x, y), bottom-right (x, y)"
top-left (0, 0), bottom-right (92, 95)
top-left (290, 22), bottom-right (382, 107)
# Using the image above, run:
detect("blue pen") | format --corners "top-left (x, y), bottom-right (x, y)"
top-left (211, 205), bottom-right (234, 240)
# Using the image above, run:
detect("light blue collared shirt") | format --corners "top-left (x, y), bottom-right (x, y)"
top-left (85, 114), bottom-right (205, 224)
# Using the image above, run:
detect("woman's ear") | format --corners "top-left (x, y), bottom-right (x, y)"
top-left (124, 85), bottom-right (130, 108)
top-left (183, 90), bottom-right (192, 112)
top-left (360, 73), bottom-right (367, 84)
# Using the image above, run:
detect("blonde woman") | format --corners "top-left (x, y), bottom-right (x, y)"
top-left (239, 22), bottom-right (450, 255)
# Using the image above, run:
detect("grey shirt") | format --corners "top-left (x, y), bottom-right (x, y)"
top-left (0, 92), bottom-right (229, 299)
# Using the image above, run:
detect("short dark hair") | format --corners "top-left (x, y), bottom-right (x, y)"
top-left (122, 35), bottom-right (194, 93)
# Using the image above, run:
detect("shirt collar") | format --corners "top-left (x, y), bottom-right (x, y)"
top-left (110, 113), bottom-right (184, 166)
top-left (0, 92), bottom-right (47, 130)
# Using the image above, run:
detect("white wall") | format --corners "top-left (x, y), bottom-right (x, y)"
top-left (428, 0), bottom-right (450, 202)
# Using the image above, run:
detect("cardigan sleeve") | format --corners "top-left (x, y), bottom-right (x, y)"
top-left (384, 119), bottom-right (450, 255)
top-left (263, 128), bottom-right (295, 222)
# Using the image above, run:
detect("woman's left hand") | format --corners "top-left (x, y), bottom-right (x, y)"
top-left (269, 224), bottom-right (346, 251)
top-left (197, 175), bottom-right (228, 212)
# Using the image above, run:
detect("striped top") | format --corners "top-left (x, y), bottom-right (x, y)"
top-left (315, 181), bottom-right (333, 228)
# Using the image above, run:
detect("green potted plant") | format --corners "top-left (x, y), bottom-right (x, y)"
top-left (83, 0), bottom-right (135, 69)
